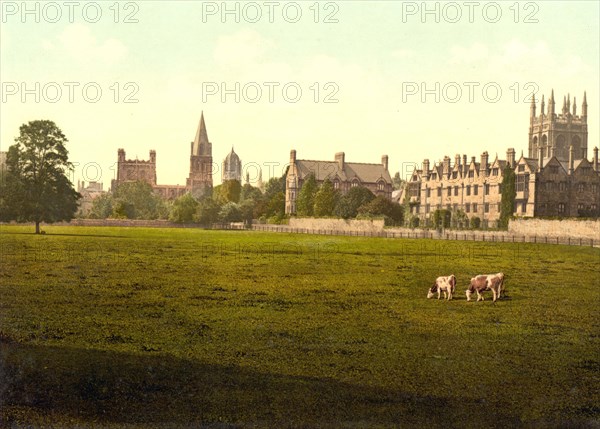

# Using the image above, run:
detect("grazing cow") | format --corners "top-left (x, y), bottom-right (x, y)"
top-left (466, 273), bottom-right (505, 302)
top-left (427, 275), bottom-right (456, 300)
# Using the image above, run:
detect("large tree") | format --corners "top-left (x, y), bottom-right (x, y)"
top-left (498, 166), bottom-right (516, 229)
top-left (296, 174), bottom-right (317, 216)
top-left (313, 179), bottom-right (338, 217)
top-left (112, 181), bottom-right (167, 220)
top-left (2, 120), bottom-right (80, 233)
top-left (334, 186), bottom-right (375, 219)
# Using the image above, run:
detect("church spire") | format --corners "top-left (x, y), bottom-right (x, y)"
top-left (582, 91), bottom-right (588, 122)
top-left (548, 89), bottom-right (555, 116)
top-left (530, 94), bottom-right (536, 120)
top-left (573, 96), bottom-right (577, 116)
top-left (540, 94), bottom-right (545, 116)
top-left (192, 111), bottom-right (210, 156)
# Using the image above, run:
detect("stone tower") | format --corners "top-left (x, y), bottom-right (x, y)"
top-left (187, 112), bottom-right (213, 198)
top-left (222, 147), bottom-right (242, 182)
top-left (529, 90), bottom-right (588, 162)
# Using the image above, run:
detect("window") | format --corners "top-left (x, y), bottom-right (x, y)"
top-left (559, 182), bottom-right (567, 192)
top-left (546, 182), bottom-right (554, 191)
top-left (431, 173), bottom-right (437, 180)
top-left (558, 203), bottom-right (566, 214)
top-left (592, 184), bottom-right (598, 194)
top-left (577, 203), bottom-right (584, 211)
top-left (484, 203), bottom-right (489, 213)
top-left (465, 203), bottom-right (470, 213)
top-left (473, 185), bottom-right (479, 196)
top-left (468, 170), bottom-right (474, 178)
top-left (454, 186), bottom-right (459, 196)
top-left (447, 187), bottom-right (451, 197)
top-left (578, 183), bottom-right (585, 193)
top-left (521, 202), bottom-right (527, 213)
top-left (492, 168), bottom-right (499, 176)
top-left (426, 204), bottom-right (430, 213)
top-left (437, 187), bottom-right (442, 197)
top-left (592, 204), bottom-right (598, 211)
top-left (426, 188), bottom-right (431, 198)
top-left (518, 165), bottom-right (525, 172)
top-left (351, 180), bottom-right (359, 188)
top-left (484, 184), bottom-right (490, 195)
top-left (333, 180), bottom-right (340, 190)
top-left (452, 171), bottom-right (458, 179)
top-left (472, 203), bottom-right (478, 213)
top-left (466, 185), bottom-right (471, 196)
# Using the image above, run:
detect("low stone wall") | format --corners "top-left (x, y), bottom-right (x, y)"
top-left (288, 217), bottom-right (384, 232)
top-left (58, 219), bottom-right (200, 228)
top-left (508, 218), bottom-right (600, 240)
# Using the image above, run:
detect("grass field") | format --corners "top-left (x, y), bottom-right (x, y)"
top-left (0, 225), bottom-right (598, 428)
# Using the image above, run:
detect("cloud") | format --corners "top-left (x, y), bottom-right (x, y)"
top-left (214, 28), bottom-right (275, 69)
top-left (55, 24), bottom-right (127, 65)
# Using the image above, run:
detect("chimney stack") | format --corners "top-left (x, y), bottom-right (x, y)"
top-left (593, 147), bottom-right (599, 172)
top-left (442, 156), bottom-right (451, 175)
top-left (335, 152), bottom-right (345, 172)
top-left (422, 159), bottom-right (430, 177)
top-left (480, 151), bottom-right (489, 176)
top-left (382, 155), bottom-right (389, 171)
top-left (290, 149), bottom-right (297, 164)
top-left (506, 148), bottom-right (516, 168)
top-left (455, 154), bottom-right (461, 168)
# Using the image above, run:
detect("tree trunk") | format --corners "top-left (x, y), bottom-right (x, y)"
top-left (35, 221), bottom-right (40, 234)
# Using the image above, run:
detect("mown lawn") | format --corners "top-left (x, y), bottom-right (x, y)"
top-left (0, 225), bottom-right (598, 428)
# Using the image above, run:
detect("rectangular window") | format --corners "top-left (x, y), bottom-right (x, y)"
top-left (466, 185), bottom-right (471, 196)
top-left (492, 168), bottom-right (499, 176)
top-left (426, 204), bottom-right (430, 213)
top-left (559, 182), bottom-right (567, 192)
top-left (558, 203), bottom-right (566, 214)
top-left (447, 187), bottom-right (451, 197)
top-left (577, 203), bottom-right (584, 210)
top-left (472, 203), bottom-right (478, 213)
top-left (454, 186), bottom-right (459, 196)
top-left (474, 185), bottom-right (479, 196)
top-left (426, 187), bottom-right (431, 198)
top-left (452, 172), bottom-right (458, 179)
top-left (484, 203), bottom-right (489, 213)
top-left (591, 184), bottom-right (598, 194)
top-left (578, 183), bottom-right (585, 193)
top-left (465, 203), bottom-right (470, 213)
top-left (484, 184), bottom-right (490, 195)
top-left (437, 187), bottom-right (442, 197)
top-left (518, 165), bottom-right (525, 172)
top-left (468, 170), bottom-right (474, 178)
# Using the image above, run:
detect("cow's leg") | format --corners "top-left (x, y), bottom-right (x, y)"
top-left (447, 289), bottom-right (452, 300)
top-left (492, 288), bottom-right (498, 302)
top-left (437, 289), bottom-right (441, 300)
top-left (477, 290), bottom-right (484, 301)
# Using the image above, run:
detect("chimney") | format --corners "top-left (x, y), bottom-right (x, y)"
top-left (442, 156), bottom-right (451, 175)
top-left (593, 147), bottom-right (599, 172)
top-left (568, 145), bottom-right (574, 175)
top-left (422, 159), bottom-right (430, 177)
top-left (538, 147), bottom-right (543, 172)
top-left (506, 148), bottom-right (516, 168)
top-left (455, 154), bottom-right (461, 168)
top-left (335, 152), bottom-right (345, 172)
top-left (290, 150), bottom-right (297, 164)
top-left (462, 155), bottom-right (468, 172)
top-left (381, 155), bottom-right (389, 171)
top-left (150, 150), bottom-right (156, 163)
top-left (480, 151), bottom-right (489, 176)
top-left (471, 156), bottom-right (476, 164)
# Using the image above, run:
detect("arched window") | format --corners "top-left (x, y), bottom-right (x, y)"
top-left (556, 135), bottom-right (566, 159)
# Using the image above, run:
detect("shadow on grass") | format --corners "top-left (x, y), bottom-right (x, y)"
top-left (0, 340), bottom-right (526, 428)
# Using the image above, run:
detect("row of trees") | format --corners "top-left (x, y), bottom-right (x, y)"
top-left (88, 175), bottom-right (288, 225)
top-left (296, 175), bottom-right (404, 225)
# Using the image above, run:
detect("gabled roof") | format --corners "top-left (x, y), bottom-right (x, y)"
top-left (296, 159), bottom-right (391, 184)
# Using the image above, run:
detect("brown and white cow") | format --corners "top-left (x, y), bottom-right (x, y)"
top-left (466, 273), bottom-right (505, 302)
top-left (427, 275), bottom-right (456, 300)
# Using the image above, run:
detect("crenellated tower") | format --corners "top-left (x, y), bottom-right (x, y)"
top-left (529, 89), bottom-right (588, 163)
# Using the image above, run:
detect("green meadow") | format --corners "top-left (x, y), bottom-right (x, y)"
top-left (0, 225), bottom-right (598, 428)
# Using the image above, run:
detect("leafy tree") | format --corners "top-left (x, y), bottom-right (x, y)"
top-left (241, 183), bottom-right (263, 202)
top-left (239, 199), bottom-right (256, 225)
top-left (169, 193), bottom-right (199, 223)
top-left (219, 202), bottom-right (242, 222)
top-left (112, 181), bottom-right (166, 220)
top-left (266, 192), bottom-right (286, 218)
top-left (313, 179), bottom-right (338, 217)
top-left (197, 197), bottom-right (221, 225)
top-left (409, 215), bottom-right (420, 228)
top-left (498, 166), bottom-right (516, 229)
top-left (335, 186), bottom-right (375, 219)
top-left (296, 174), bottom-right (317, 216)
top-left (218, 180), bottom-right (242, 203)
top-left (358, 195), bottom-right (404, 226)
top-left (392, 172), bottom-right (405, 190)
top-left (433, 209), bottom-right (451, 230)
top-left (89, 193), bottom-right (114, 219)
top-left (451, 209), bottom-right (468, 229)
top-left (2, 120), bottom-right (80, 233)
top-left (470, 216), bottom-right (481, 230)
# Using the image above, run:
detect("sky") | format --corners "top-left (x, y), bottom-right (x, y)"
top-left (1, 0), bottom-right (599, 188)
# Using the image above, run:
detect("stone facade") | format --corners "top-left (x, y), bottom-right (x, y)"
top-left (408, 89), bottom-right (600, 227)
top-left (111, 113), bottom-right (213, 200)
top-left (408, 150), bottom-right (513, 228)
top-left (285, 150), bottom-right (393, 214)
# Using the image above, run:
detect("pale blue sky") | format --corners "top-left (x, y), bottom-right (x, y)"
top-left (1, 1), bottom-right (599, 186)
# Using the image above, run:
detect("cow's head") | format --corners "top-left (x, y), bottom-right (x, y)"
top-left (427, 283), bottom-right (438, 299)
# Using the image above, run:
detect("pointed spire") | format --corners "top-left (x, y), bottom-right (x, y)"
top-left (582, 91), bottom-right (588, 121)
top-left (567, 93), bottom-right (571, 114)
top-left (541, 94), bottom-right (545, 116)
top-left (573, 96), bottom-right (577, 116)
top-left (192, 111), bottom-right (209, 156)
top-left (562, 95), bottom-right (567, 114)
top-left (530, 94), bottom-right (536, 119)
top-left (548, 89), bottom-right (555, 116)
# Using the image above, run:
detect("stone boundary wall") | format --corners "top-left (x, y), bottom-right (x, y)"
top-left (508, 219), bottom-right (600, 240)
top-left (288, 218), bottom-right (384, 232)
